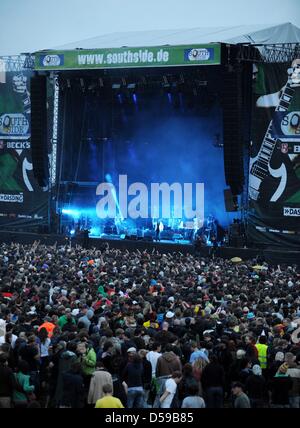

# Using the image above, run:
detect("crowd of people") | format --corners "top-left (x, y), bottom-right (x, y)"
top-left (0, 240), bottom-right (300, 409)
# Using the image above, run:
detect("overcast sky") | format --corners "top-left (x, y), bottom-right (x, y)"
top-left (0, 0), bottom-right (299, 55)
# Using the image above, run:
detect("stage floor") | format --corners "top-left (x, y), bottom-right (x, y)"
top-left (0, 230), bottom-right (299, 265)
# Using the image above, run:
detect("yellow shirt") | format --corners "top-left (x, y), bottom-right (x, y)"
top-left (95, 396), bottom-right (124, 408)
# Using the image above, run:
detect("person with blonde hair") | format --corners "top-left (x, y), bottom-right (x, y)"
top-left (269, 363), bottom-right (293, 408)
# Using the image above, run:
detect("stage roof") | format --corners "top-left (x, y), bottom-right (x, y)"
top-left (54, 22), bottom-right (300, 50)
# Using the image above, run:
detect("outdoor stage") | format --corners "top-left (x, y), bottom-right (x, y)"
top-left (0, 32), bottom-right (299, 254)
top-left (0, 229), bottom-right (299, 265)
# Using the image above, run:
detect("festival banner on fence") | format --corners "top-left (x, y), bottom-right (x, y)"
top-left (0, 63), bottom-right (49, 227)
top-left (34, 44), bottom-right (221, 71)
top-left (247, 59), bottom-right (300, 247)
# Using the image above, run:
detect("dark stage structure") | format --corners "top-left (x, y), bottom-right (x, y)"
top-left (0, 30), bottom-right (299, 263)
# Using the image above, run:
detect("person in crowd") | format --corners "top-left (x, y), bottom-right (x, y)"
top-left (181, 381), bottom-right (206, 408)
top-left (0, 241), bottom-right (300, 410)
top-left (122, 352), bottom-right (144, 408)
top-left (245, 364), bottom-right (267, 408)
top-left (60, 362), bottom-right (85, 408)
top-left (159, 371), bottom-right (182, 408)
top-left (269, 363), bottom-right (293, 408)
top-left (0, 353), bottom-right (15, 408)
top-left (232, 382), bottom-right (251, 408)
top-left (95, 383), bottom-right (124, 408)
top-left (201, 355), bottom-right (225, 408)
top-left (12, 360), bottom-right (35, 408)
top-left (87, 359), bottom-right (113, 407)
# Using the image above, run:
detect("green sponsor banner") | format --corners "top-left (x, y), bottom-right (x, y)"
top-left (34, 44), bottom-right (221, 70)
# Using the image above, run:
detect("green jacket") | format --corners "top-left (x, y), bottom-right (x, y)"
top-left (82, 348), bottom-right (97, 376)
top-left (13, 372), bottom-right (34, 402)
top-left (58, 315), bottom-right (76, 329)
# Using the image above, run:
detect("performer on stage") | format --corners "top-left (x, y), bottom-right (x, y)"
top-left (154, 221), bottom-right (163, 241)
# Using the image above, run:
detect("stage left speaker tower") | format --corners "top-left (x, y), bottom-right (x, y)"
top-left (30, 74), bottom-right (49, 187)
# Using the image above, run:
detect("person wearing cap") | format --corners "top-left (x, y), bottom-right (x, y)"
top-left (269, 363), bottom-right (293, 408)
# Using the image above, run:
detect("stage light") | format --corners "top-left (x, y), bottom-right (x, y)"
top-left (132, 93), bottom-right (137, 104)
top-left (127, 83), bottom-right (136, 89)
top-left (90, 226), bottom-right (101, 236)
top-left (112, 83), bottom-right (121, 89)
top-left (62, 208), bottom-right (80, 219)
top-left (105, 173), bottom-right (112, 183)
top-left (70, 229), bottom-right (75, 236)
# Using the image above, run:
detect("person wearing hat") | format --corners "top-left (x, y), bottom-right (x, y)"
top-left (245, 365), bottom-right (267, 408)
top-left (269, 363), bottom-right (293, 408)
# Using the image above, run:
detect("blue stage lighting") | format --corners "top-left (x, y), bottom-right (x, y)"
top-left (167, 92), bottom-right (172, 104)
top-left (70, 229), bottom-right (75, 236)
top-left (105, 173), bottom-right (112, 183)
top-left (90, 226), bottom-right (101, 236)
top-left (62, 208), bottom-right (80, 218)
top-left (132, 93), bottom-right (137, 104)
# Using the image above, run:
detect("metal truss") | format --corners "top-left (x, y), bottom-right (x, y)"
top-left (236, 43), bottom-right (300, 63)
top-left (0, 54), bottom-right (34, 72)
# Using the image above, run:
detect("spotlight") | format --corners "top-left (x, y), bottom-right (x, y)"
top-left (127, 83), bottom-right (136, 89)
top-left (70, 229), bottom-right (75, 236)
top-left (112, 83), bottom-right (121, 89)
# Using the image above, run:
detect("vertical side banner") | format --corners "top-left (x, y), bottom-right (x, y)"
top-left (247, 59), bottom-right (300, 247)
top-left (0, 61), bottom-right (49, 228)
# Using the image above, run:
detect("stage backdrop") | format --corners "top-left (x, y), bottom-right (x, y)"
top-left (247, 59), bottom-right (300, 247)
top-left (0, 62), bottom-right (49, 229)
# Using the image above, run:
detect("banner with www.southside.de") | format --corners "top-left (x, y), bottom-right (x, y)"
top-left (247, 59), bottom-right (300, 247)
top-left (34, 44), bottom-right (221, 70)
top-left (0, 62), bottom-right (49, 228)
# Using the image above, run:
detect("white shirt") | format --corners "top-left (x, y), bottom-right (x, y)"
top-left (146, 351), bottom-right (162, 376)
top-left (0, 333), bottom-right (18, 349)
top-left (40, 338), bottom-right (51, 357)
top-left (161, 378), bottom-right (177, 408)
